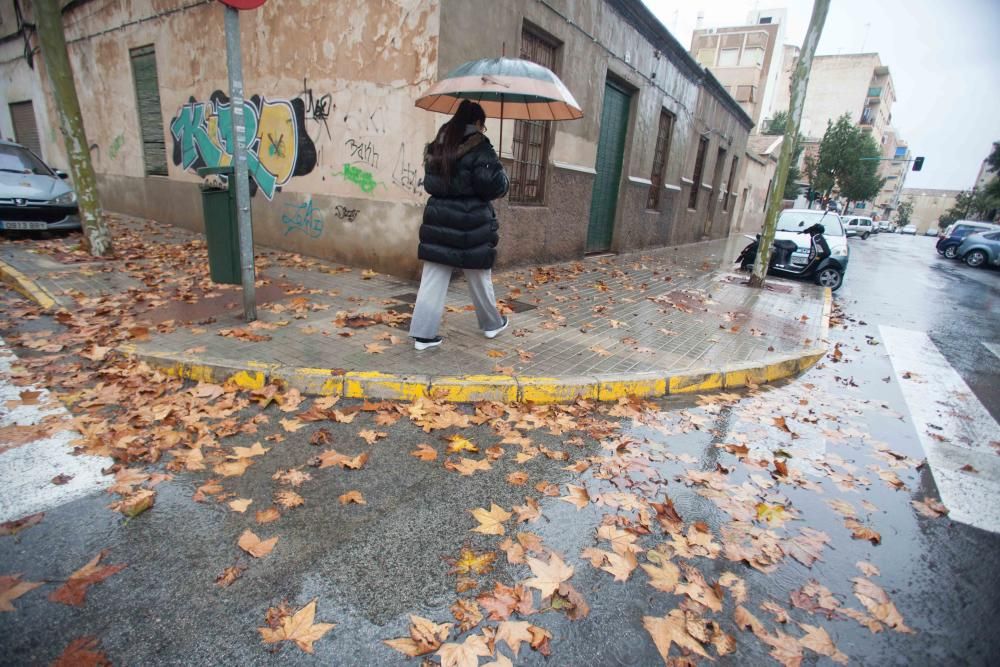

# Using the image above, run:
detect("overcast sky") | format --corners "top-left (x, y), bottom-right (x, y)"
top-left (642, 0), bottom-right (1000, 190)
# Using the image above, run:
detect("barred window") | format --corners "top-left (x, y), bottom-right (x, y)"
top-left (689, 136), bottom-right (709, 210)
top-left (647, 110), bottom-right (674, 210)
top-left (509, 28), bottom-right (559, 205)
top-left (130, 45), bottom-right (168, 176)
top-left (723, 157), bottom-right (739, 212)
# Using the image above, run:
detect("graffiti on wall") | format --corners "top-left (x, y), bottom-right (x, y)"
top-left (345, 137), bottom-right (379, 169)
top-left (334, 163), bottom-right (382, 194)
top-left (391, 142), bottom-right (424, 196)
top-left (299, 78), bottom-right (333, 142)
top-left (169, 91), bottom-right (317, 200)
top-left (281, 199), bottom-right (324, 238)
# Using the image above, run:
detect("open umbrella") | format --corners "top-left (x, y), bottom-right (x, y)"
top-left (415, 57), bottom-right (583, 151)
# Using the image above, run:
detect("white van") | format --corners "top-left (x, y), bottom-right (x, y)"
top-left (843, 216), bottom-right (875, 239)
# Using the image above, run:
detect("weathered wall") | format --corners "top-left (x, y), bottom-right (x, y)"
top-left (5, 0), bottom-right (440, 277)
top-left (798, 54), bottom-right (878, 140)
top-left (733, 152), bottom-right (778, 234)
top-left (440, 0), bottom-right (751, 264)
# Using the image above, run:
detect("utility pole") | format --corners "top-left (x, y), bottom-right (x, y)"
top-left (34, 0), bottom-right (113, 257)
top-left (750, 0), bottom-right (830, 288)
top-left (222, 4), bottom-right (257, 321)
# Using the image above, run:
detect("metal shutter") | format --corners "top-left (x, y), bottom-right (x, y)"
top-left (9, 101), bottom-right (43, 158)
top-left (130, 45), bottom-right (168, 176)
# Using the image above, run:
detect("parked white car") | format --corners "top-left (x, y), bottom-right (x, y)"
top-left (900, 225), bottom-right (917, 235)
top-left (843, 216), bottom-right (875, 239)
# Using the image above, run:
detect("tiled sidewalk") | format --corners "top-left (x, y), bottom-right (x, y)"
top-left (0, 215), bottom-right (828, 401)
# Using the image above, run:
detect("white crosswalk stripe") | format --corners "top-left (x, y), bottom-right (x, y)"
top-left (0, 337), bottom-right (112, 523)
top-left (983, 341), bottom-right (1000, 362)
top-left (881, 325), bottom-right (1000, 534)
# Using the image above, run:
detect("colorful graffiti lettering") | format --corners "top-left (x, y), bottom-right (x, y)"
top-left (281, 199), bottom-right (324, 238)
top-left (334, 205), bottom-right (360, 222)
top-left (336, 163), bottom-right (380, 193)
top-left (169, 91), bottom-right (317, 200)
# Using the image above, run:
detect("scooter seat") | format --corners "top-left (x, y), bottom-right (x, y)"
top-left (773, 240), bottom-right (798, 251)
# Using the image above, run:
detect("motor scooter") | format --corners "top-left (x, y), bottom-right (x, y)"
top-left (736, 223), bottom-right (844, 290)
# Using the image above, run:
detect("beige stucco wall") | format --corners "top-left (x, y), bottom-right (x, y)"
top-left (798, 54), bottom-right (879, 140)
top-left (899, 189), bottom-right (961, 233)
top-left (732, 153), bottom-right (777, 234)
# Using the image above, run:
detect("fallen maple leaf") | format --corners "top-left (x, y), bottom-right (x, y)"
top-left (756, 502), bottom-right (790, 527)
top-left (238, 530), bottom-right (278, 558)
top-left (275, 490), bottom-right (305, 509)
top-left (641, 551), bottom-right (681, 593)
top-left (495, 620), bottom-right (533, 656)
top-left (560, 484), bottom-right (590, 510)
top-left (852, 577), bottom-right (913, 633)
top-left (108, 488), bottom-right (155, 518)
top-left (911, 498), bottom-right (948, 518)
top-left (524, 552), bottom-right (574, 598)
top-left (451, 598), bottom-right (483, 632)
top-left (310, 449), bottom-right (368, 470)
top-left (471, 504), bottom-right (511, 535)
top-left (643, 610), bottom-right (710, 661)
top-left (0, 574), bottom-right (43, 612)
top-left (551, 582), bottom-right (590, 620)
top-left (844, 519), bottom-right (882, 545)
top-left (411, 443), bottom-right (437, 461)
top-left (0, 512), bottom-right (44, 537)
top-left (436, 634), bottom-right (491, 667)
top-left (259, 598), bottom-right (335, 653)
top-left (49, 550), bottom-right (127, 606)
top-left (857, 561), bottom-right (881, 577)
top-left (384, 614), bottom-right (453, 657)
top-left (339, 490), bottom-right (366, 505)
top-left (365, 342), bottom-right (388, 354)
top-left (51, 636), bottom-right (110, 667)
top-left (450, 548), bottom-right (496, 575)
top-left (228, 498), bottom-right (253, 513)
top-left (445, 457), bottom-right (492, 476)
top-left (358, 429), bottom-right (387, 445)
top-left (272, 469), bottom-right (312, 487)
top-left (506, 471), bottom-right (529, 486)
top-left (446, 435), bottom-right (479, 454)
top-left (256, 507), bottom-right (281, 524)
top-left (215, 564), bottom-right (246, 587)
top-left (798, 622), bottom-right (849, 663)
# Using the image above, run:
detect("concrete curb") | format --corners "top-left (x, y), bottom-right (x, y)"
top-left (121, 312), bottom-right (830, 404)
top-left (0, 259), bottom-right (58, 310)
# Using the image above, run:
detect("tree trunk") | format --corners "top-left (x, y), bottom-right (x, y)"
top-left (750, 0), bottom-right (830, 288)
top-left (34, 0), bottom-right (112, 257)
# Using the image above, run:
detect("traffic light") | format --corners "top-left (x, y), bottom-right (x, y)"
top-left (912, 156), bottom-right (924, 171)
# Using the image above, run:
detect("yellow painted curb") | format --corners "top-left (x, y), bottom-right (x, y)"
top-left (668, 370), bottom-right (723, 394)
top-left (518, 376), bottom-right (600, 404)
top-left (0, 258), bottom-right (58, 309)
top-left (430, 374), bottom-right (518, 402)
top-left (343, 371), bottom-right (429, 401)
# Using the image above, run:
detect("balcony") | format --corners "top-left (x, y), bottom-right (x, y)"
top-left (866, 86), bottom-right (882, 104)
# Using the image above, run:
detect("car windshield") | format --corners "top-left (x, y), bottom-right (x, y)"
top-left (776, 210), bottom-right (844, 236)
top-left (0, 145), bottom-right (52, 176)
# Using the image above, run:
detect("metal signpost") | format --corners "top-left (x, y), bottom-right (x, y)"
top-left (219, 0), bottom-right (266, 321)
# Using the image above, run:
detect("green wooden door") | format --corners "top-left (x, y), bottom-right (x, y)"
top-left (586, 82), bottom-right (631, 253)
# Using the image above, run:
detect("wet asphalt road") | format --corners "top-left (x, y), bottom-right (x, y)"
top-left (1, 231), bottom-right (999, 666)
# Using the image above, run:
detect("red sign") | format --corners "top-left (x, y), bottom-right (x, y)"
top-left (218, 0), bottom-right (267, 9)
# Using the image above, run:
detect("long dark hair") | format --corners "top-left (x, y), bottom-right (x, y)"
top-left (428, 100), bottom-right (486, 178)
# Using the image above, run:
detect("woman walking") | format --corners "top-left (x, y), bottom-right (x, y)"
top-left (409, 100), bottom-right (510, 351)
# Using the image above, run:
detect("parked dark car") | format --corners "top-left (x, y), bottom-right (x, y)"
top-left (0, 140), bottom-right (80, 233)
top-left (936, 220), bottom-right (1000, 259)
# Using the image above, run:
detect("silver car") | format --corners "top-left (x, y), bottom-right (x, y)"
top-left (958, 230), bottom-right (1000, 268)
top-left (0, 140), bottom-right (80, 232)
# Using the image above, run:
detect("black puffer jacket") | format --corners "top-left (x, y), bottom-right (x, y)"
top-left (419, 131), bottom-right (509, 270)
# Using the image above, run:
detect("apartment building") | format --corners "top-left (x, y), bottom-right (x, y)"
top-left (873, 128), bottom-right (910, 217)
top-left (690, 8), bottom-right (788, 131)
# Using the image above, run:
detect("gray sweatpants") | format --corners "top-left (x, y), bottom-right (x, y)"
top-left (408, 261), bottom-right (504, 339)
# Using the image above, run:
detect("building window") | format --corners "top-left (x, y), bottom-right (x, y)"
top-left (696, 48), bottom-right (715, 66)
top-left (689, 136), bottom-right (709, 210)
top-left (647, 110), bottom-right (674, 210)
top-left (509, 28), bottom-right (559, 205)
top-left (130, 45), bottom-right (168, 176)
top-left (741, 47), bottom-right (765, 67)
top-left (8, 101), bottom-right (42, 158)
top-left (723, 157), bottom-right (738, 212)
top-left (718, 48), bottom-right (739, 67)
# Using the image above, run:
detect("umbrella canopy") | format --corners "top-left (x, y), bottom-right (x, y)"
top-left (415, 57), bottom-right (583, 121)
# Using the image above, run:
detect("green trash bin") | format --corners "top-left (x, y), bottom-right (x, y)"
top-left (197, 166), bottom-right (243, 285)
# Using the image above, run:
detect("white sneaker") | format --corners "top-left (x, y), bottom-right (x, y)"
top-left (413, 336), bottom-right (443, 351)
top-left (484, 316), bottom-right (509, 339)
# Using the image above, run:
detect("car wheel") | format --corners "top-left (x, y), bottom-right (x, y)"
top-left (964, 250), bottom-right (987, 268)
top-left (816, 266), bottom-right (843, 291)
top-left (862, 232), bottom-right (870, 240)
top-left (943, 245), bottom-right (959, 259)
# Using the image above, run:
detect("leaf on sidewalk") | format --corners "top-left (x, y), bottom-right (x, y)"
top-left (259, 598), bottom-right (335, 653)
top-left (0, 512), bottom-right (44, 537)
top-left (384, 615), bottom-right (453, 657)
top-left (470, 504), bottom-right (511, 535)
top-left (559, 484), bottom-right (590, 510)
top-left (51, 636), bottom-right (111, 667)
top-left (411, 443), bottom-right (437, 461)
top-left (798, 622), bottom-right (849, 664)
top-left (238, 530), bottom-right (278, 558)
top-left (338, 491), bottom-right (366, 505)
top-left (0, 574), bottom-right (43, 612)
top-left (275, 491), bottom-right (304, 509)
top-left (436, 634), bottom-right (491, 667)
top-left (49, 550), bottom-right (127, 606)
top-left (524, 552), bottom-right (574, 598)
top-left (852, 577), bottom-right (913, 633)
top-left (643, 610), bottom-right (710, 661)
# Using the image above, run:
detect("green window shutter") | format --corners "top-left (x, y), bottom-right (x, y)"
top-left (130, 45), bottom-right (168, 176)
